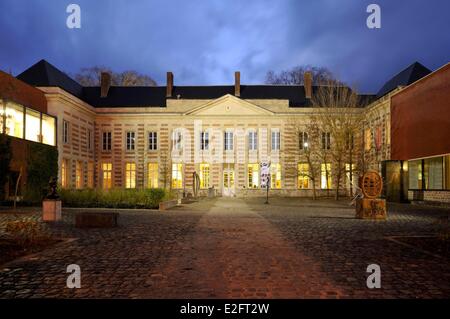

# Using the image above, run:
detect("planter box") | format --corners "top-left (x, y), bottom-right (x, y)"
top-left (42, 199), bottom-right (62, 222)
top-left (355, 198), bottom-right (387, 220)
top-left (159, 199), bottom-right (178, 210)
top-left (75, 212), bottom-right (119, 228)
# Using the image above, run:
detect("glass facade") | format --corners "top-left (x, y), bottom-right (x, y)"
top-left (1, 101), bottom-right (55, 145)
top-left (409, 156), bottom-right (448, 190)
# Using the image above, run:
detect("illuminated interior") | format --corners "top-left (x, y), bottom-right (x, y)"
top-left (200, 163), bottom-right (210, 188)
top-left (172, 163), bottom-right (183, 189)
top-left (25, 108), bottom-right (41, 142)
top-left (271, 163), bottom-right (281, 189)
top-left (297, 163), bottom-right (310, 189)
top-left (125, 162), bottom-right (136, 188)
top-left (148, 163), bottom-right (158, 188)
top-left (247, 163), bottom-right (259, 188)
top-left (42, 113), bottom-right (56, 146)
top-left (5, 102), bottom-right (24, 138)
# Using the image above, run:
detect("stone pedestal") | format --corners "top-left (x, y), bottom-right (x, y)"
top-left (356, 198), bottom-right (387, 220)
top-left (42, 199), bottom-right (62, 222)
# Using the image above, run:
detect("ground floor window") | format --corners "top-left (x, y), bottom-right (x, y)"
top-left (297, 163), bottom-right (310, 189)
top-left (248, 163), bottom-right (259, 188)
top-left (172, 163), bottom-right (183, 189)
top-left (321, 163), bottom-right (331, 189)
top-left (102, 162), bottom-right (112, 189)
top-left (409, 156), bottom-right (447, 190)
top-left (148, 163), bottom-right (158, 188)
top-left (87, 162), bottom-right (94, 188)
top-left (200, 163), bottom-right (210, 189)
top-left (271, 163), bottom-right (281, 189)
top-left (125, 163), bottom-right (136, 189)
top-left (76, 161), bottom-right (83, 189)
top-left (61, 159), bottom-right (68, 188)
top-left (345, 163), bottom-right (356, 190)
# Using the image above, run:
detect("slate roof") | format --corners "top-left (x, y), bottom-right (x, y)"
top-left (14, 59), bottom-right (387, 108)
top-left (376, 62), bottom-right (431, 98)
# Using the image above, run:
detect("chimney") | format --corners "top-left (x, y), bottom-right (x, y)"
top-left (166, 72), bottom-right (173, 97)
top-left (304, 71), bottom-right (312, 99)
top-left (100, 72), bottom-right (111, 98)
top-left (234, 71), bottom-right (240, 97)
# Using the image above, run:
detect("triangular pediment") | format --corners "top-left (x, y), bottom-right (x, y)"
top-left (185, 94), bottom-right (274, 116)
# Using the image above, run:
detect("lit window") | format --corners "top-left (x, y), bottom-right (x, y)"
top-left (345, 163), bottom-right (356, 190)
top-left (224, 131), bottom-right (233, 151)
top-left (271, 130), bottom-right (280, 151)
top-left (148, 132), bottom-right (158, 150)
top-left (321, 132), bottom-right (331, 150)
top-left (271, 163), bottom-right (281, 189)
top-left (25, 108), bottom-right (41, 142)
top-left (102, 162), bottom-right (112, 189)
top-left (76, 161), bottom-right (83, 189)
top-left (42, 114), bottom-right (56, 146)
top-left (125, 163), bottom-right (136, 188)
top-left (172, 163), bottom-right (183, 189)
top-left (61, 159), bottom-right (69, 188)
top-left (249, 131), bottom-right (258, 150)
top-left (102, 131), bottom-right (111, 151)
top-left (247, 163), bottom-right (259, 188)
top-left (365, 128), bottom-right (372, 151)
top-left (87, 162), bottom-right (94, 188)
top-left (172, 130), bottom-right (182, 150)
top-left (148, 163), bottom-right (158, 188)
top-left (126, 132), bottom-right (135, 151)
top-left (5, 102), bottom-right (23, 138)
top-left (297, 163), bottom-right (310, 189)
top-left (63, 120), bottom-right (69, 144)
top-left (200, 163), bottom-right (210, 189)
top-left (299, 132), bottom-right (309, 150)
top-left (321, 163), bottom-right (332, 189)
top-left (200, 131), bottom-right (209, 150)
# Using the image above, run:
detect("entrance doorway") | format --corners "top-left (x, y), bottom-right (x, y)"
top-left (223, 164), bottom-right (235, 197)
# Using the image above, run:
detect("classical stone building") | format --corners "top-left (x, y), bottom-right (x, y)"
top-left (1, 59), bottom-right (448, 203)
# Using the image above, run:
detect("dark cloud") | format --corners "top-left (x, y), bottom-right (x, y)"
top-left (0, 0), bottom-right (449, 92)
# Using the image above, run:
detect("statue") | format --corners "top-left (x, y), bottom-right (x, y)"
top-left (46, 177), bottom-right (60, 199)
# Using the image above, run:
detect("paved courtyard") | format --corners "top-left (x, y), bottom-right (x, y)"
top-left (0, 197), bottom-right (449, 298)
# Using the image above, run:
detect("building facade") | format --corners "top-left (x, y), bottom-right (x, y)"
top-left (1, 59), bottom-right (448, 203)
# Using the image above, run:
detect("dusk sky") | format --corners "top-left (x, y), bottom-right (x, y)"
top-left (0, 0), bottom-right (449, 93)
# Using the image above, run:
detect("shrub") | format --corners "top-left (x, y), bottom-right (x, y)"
top-left (23, 142), bottom-right (58, 203)
top-left (59, 188), bottom-right (166, 209)
top-left (3, 217), bottom-right (51, 247)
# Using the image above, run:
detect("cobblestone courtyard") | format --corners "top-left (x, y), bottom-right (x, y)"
top-left (0, 198), bottom-right (449, 298)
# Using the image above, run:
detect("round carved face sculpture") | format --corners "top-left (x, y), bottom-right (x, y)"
top-left (361, 171), bottom-right (383, 199)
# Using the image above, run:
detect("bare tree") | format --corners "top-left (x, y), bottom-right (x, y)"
top-left (287, 117), bottom-right (322, 199)
top-left (74, 67), bottom-right (157, 86)
top-left (265, 65), bottom-right (338, 85)
top-left (311, 81), bottom-right (364, 200)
